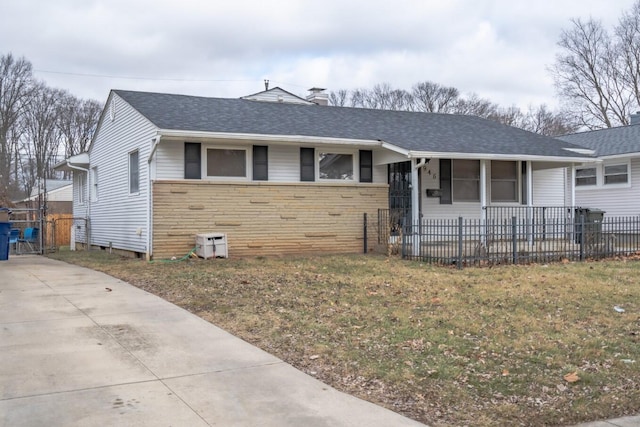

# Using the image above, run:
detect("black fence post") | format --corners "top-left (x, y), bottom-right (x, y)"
top-left (363, 213), bottom-right (368, 254)
top-left (579, 214), bottom-right (585, 261)
top-left (401, 217), bottom-right (407, 259)
top-left (512, 216), bottom-right (518, 265)
top-left (457, 216), bottom-right (463, 270)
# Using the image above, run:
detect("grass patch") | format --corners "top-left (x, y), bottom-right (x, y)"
top-left (48, 250), bottom-right (640, 426)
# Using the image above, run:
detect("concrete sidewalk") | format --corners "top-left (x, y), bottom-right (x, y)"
top-left (0, 256), bottom-right (425, 427)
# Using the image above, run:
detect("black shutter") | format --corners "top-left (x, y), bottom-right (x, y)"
top-left (359, 150), bottom-right (373, 183)
top-left (184, 142), bottom-right (201, 179)
top-left (440, 159), bottom-right (452, 204)
top-left (253, 145), bottom-right (268, 181)
top-left (521, 161), bottom-right (527, 205)
top-left (300, 147), bottom-right (315, 181)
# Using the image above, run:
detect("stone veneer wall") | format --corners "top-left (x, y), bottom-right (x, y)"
top-left (152, 181), bottom-right (388, 258)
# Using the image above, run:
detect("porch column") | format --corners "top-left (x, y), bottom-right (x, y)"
top-left (480, 160), bottom-right (488, 244)
top-left (570, 165), bottom-right (576, 208)
top-left (527, 160), bottom-right (533, 245)
top-left (411, 159), bottom-right (421, 256)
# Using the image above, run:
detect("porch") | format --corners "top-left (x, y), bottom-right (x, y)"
top-left (378, 206), bottom-right (640, 267)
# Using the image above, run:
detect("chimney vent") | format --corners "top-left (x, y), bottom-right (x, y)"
top-left (264, 79), bottom-right (269, 91)
top-left (306, 87), bottom-right (328, 106)
top-left (631, 111), bottom-right (640, 126)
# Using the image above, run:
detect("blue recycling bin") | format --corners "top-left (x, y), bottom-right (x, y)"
top-left (0, 222), bottom-right (10, 261)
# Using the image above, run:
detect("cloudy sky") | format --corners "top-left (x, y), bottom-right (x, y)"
top-left (2, 0), bottom-right (636, 109)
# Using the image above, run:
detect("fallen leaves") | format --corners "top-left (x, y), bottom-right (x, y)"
top-left (563, 371), bottom-right (580, 383)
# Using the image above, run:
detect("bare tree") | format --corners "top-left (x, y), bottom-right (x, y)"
top-left (551, 10), bottom-right (640, 129)
top-left (617, 1), bottom-right (640, 108)
top-left (58, 94), bottom-right (101, 157)
top-left (410, 81), bottom-right (460, 113)
top-left (521, 105), bottom-right (580, 136)
top-left (20, 83), bottom-right (64, 200)
top-left (329, 81), bottom-right (576, 135)
top-left (453, 93), bottom-right (499, 119)
top-left (329, 89), bottom-right (349, 107)
top-left (0, 53), bottom-right (34, 200)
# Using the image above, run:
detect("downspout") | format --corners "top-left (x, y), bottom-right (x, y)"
top-left (146, 136), bottom-right (160, 261)
top-left (66, 162), bottom-right (91, 249)
top-left (411, 158), bottom-right (427, 256)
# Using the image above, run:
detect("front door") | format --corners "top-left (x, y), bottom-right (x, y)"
top-left (388, 161), bottom-right (412, 226)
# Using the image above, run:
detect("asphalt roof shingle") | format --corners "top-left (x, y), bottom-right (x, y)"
top-left (114, 90), bottom-right (592, 159)
top-left (558, 124), bottom-right (640, 157)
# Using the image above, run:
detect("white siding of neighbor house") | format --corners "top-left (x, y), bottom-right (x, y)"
top-left (155, 141), bottom-right (388, 184)
top-left (241, 87), bottom-right (312, 104)
top-left (87, 93), bottom-right (157, 253)
top-left (72, 171), bottom-right (88, 243)
top-left (574, 157), bottom-right (640, 217)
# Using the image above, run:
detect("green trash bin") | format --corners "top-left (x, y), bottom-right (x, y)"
top-left (0, 222), bottom-right (10, 261)
top-left (575, 208), bottom-right (605, 244)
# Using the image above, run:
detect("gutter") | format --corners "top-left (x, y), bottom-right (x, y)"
top-left (406, 150), bottom-right (600, 164)
top-left (158, 129), bottom-right (383, 147)
top-left (65, 162), bottom-right (91, 248)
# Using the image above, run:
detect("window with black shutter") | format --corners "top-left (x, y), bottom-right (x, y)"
top-left (439, 159), bottom-right (452, 204)
top-left (252, 145), bottom-right (268, 181)
top-left (184, 142), bottom-right (201, 179)
top-left (300, 147), bottom-right (315, 181)
top-left (359, 150), bottom-right (373, 183)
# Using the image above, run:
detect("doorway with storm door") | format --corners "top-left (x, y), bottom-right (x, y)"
top-left (388, 161), bottom-right (414, 235)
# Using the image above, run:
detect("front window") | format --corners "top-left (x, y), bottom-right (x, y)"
top-left (576, 167), bottom-right (596, 186)
top-left (319, 152), bottom-right (354, 180)
top-left (129, 150), bottom-right (139, 193)
top-left (491, 161), bottom-right (518, 202)
top-left (604, 164), bottom-right (628, 185)
top-left (207, 148), bottom-right (246, 177)
top-left (452, 159), bottom-right (480, 201)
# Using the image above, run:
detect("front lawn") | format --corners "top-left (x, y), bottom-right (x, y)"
top-left (48, 250), bottom-right (640, 426)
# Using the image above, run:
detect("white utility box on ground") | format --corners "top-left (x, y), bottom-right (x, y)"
top-left (195, 233), bottom-right (228, 259)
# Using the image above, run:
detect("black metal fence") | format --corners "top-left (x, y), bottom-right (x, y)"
top-left (375, 208), bottom-right (640, 268)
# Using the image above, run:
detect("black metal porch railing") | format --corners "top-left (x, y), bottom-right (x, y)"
top-left (375, 208), bottom-right (640, 268)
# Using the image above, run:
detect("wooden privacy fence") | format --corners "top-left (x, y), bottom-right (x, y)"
top-left (46, 214), bottom-right (74, 249)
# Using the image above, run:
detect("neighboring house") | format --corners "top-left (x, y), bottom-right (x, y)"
top-left (13, 179), bottom-right (73, 215)
top-left (558, 114), bottom-right (640, 217)
top-left (55, 88), bottom-right (595, 259)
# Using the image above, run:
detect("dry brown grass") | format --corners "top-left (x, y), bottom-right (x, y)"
top-left (48, 250), bottom-right (640, 426)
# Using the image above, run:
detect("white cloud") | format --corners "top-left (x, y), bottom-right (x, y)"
top-left (1, 0), bottom-right (637, 109)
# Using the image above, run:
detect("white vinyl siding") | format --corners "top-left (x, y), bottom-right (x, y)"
top-left (76, 172), bottom-right (86, 205)
top-left (574, 157), bottom-right (640, 216)
top-left (86, 93), bottom-right (156, 253)
top-left (532, 168), bottom-right (566, 206)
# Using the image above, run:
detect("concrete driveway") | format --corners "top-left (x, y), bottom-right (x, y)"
top-left (0, 256), bottom-right (425, 427)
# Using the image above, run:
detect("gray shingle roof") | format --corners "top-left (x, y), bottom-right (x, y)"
top-left (114, 90), bottom-right (592, 159)
top-left (558, 124), bottom-right (640, 157)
